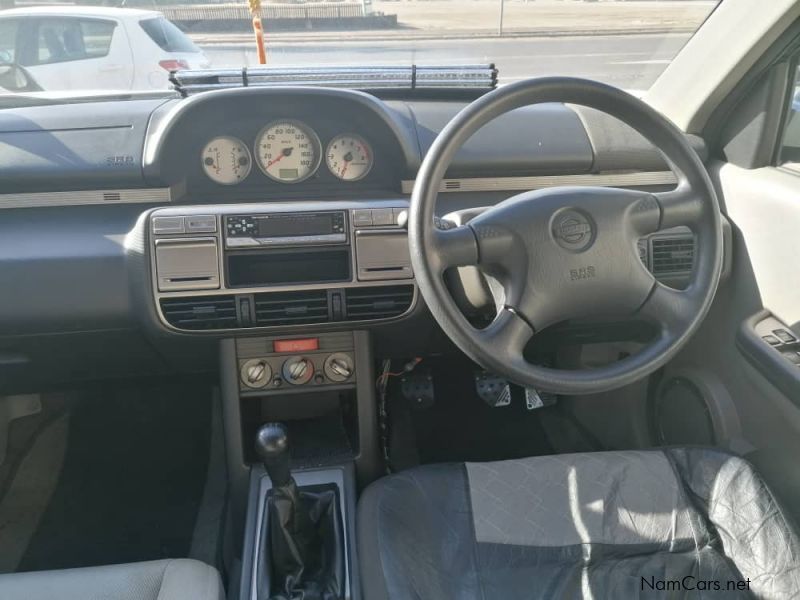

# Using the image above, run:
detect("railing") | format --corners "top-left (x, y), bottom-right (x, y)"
top-left (170, 64), bottom-right (499, 96)
top-left (159, 2), bottom-right (367, 21)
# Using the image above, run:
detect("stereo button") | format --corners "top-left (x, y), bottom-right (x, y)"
top-left (186, 215), bottom-right (217, 233)
top-left (353, 210), bottom-right (373, 227)
top-left (153, 216), bottom-right (185, 234)
top-left (371, 209), bottom-right (393, 226)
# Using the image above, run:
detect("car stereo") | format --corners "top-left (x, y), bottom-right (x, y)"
top-left (224, 211), bottom-right (347, 248)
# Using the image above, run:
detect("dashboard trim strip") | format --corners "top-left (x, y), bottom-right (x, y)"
top-left (400, 171), bottom-right (677, 194)
top-left (0, 188), bottom-right (172, 210)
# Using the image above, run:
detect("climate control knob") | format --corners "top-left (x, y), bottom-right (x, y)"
top-left (282, 356), bottom-right (314, 385)
top-left (323, 353), bottom-right (354, 382)
top-left (240, 359), bottom-right (272, 389)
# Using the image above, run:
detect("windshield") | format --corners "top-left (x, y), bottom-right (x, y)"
top-left (0, 0), bottom-right (720, 97)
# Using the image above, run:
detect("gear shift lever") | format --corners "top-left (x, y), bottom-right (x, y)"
top-left (255, 422), bottom-right (291, 487)
top-left (254, 422), bottom-right (345, 599)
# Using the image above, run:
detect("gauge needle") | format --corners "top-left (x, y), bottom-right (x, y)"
top-left (267, 147), bottom-right (293, 168)
top-left (341, 151), bottom-right (353, 177)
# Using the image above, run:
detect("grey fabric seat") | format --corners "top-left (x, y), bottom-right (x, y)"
top-left (358, 448), bottom-right (800, 599)
top-left (0, 558), bottom-right (224, 600)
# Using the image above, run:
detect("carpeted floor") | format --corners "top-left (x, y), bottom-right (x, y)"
top-left (388, 355), bottom-right (554, 466)
top-left (0, 379), bottom-right (223, 574)
top-left (386, 355), bottom-right (605, 469)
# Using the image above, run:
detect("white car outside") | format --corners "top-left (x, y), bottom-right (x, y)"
top-left (0, 6), bottom-right (210, 92)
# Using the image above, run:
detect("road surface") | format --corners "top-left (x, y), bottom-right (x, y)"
top-left (198, 32), bottom-right (691, 91)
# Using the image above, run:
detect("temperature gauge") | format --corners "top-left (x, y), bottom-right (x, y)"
top-left (201, 136), bottom-right (252, 185)
top-left (326, 134), bottom-right (373, 181)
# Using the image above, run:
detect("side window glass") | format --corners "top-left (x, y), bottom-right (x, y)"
top-left (34, 18), bottom-right (115, 65)
top-left (80, 20), bottom-right (115, 59)
top-left (0, 20), bottom-right (19, 64)
top-left (778, 65), bottom-right (800, 165)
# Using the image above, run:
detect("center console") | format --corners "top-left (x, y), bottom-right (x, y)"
top-left (148, 201), bottom-right (416, 335)
top-left (144, 201), bottom-right (413, 600)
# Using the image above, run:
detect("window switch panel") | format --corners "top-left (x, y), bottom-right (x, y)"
top-left (773, 329), bottom-right (798, 344)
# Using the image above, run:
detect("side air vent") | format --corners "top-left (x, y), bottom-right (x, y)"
top-left (160, 296), bottom-right (237, 330)
top-left (345, 285), bottom-right (414, 321)
top-left (254, 290), bottom-right (330, 327)
top-left (651, 235), bottom-right (695, 276)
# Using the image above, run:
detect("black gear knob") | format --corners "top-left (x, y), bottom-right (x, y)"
top-left (255, 423), bottom-right (291, 487)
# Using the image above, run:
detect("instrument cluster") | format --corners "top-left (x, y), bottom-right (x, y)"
top-left (200, 119), bottom-right (374, 186)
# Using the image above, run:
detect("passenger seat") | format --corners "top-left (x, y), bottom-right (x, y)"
top-left (0, 558), bottom-right (224, 600)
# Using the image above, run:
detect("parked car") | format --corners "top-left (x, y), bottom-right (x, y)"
top-left (0, 7), bottom-right (209, 91)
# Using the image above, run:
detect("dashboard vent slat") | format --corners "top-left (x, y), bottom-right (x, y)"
top-left (254, 290), bottom-right (330, 327)
top-left (651, 236), bottom-right (695, 276)
top-left (345, 285), bottom-right (414, 321)
top-left (161, 296), bottom-right (238, 330)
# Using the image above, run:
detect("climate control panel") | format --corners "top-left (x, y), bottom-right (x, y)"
top-left (235, 333), bottom-right (356, 393)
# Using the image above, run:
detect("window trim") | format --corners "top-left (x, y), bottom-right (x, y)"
top-left (0, 17), bottom-right (22, 65)
top-left (26, 16), bottom-right (118, 67)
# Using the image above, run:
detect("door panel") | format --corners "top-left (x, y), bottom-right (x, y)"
top-left (666, 161), bottom-right (800, 515)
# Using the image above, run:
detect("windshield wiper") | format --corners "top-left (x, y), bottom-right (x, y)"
top-left (170, 64), bottom-right (498, 96)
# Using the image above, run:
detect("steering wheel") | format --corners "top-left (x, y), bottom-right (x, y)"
top-left (409, 77), bottom-right (723, 395)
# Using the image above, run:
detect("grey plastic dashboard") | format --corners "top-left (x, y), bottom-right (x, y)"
top-left (0, 87), bottom-right (709, 337)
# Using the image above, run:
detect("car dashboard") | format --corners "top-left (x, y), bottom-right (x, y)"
top-left (0, 86), bottom-right (722, 389)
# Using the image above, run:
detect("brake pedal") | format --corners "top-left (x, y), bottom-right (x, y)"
top-left (475, 371), bottom-right (511, 408)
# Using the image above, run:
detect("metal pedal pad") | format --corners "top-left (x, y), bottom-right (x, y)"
top-left (475, 371), bottom-right (511, 407)
top-left (400, 370), bottom-right (435, 409)
top-left (524, 387), bottom-right (557, 410)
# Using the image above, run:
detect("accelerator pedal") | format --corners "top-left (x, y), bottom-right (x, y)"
top-left (524, 387), bottom-right (557, 410)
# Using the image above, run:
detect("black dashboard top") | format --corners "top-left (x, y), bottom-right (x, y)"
top-left (0, 87), bottom-right (703, 196)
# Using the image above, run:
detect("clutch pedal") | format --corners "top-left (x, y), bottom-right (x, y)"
top-left (400, 370), bottom-right (435, 409)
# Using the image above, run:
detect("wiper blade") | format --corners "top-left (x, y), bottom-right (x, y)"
top-left (170, 64), bottom-right (498, 96)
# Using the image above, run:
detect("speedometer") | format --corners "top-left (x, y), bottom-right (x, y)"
top-left (254, 120), bottom-right (321, 183)
top-left (326, 133), bottom-right (373, 181)
top-left (201, 136), bottom-right (252, 185)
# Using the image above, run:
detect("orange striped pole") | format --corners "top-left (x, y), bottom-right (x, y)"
top-left (249, 0), bottom-right (267, 64)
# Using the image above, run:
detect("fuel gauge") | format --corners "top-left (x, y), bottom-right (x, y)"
top-left (202, 136), bottom-right (252, 185)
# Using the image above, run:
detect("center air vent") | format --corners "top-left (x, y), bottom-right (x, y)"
top-left (345, 285), bottom-right (414, 320)
top-left (651, 235), bottom-right (695, 276)
top-left (161, 296), bottom-right (237, 330)
top-left (254, 290), bottom-right (330, 327)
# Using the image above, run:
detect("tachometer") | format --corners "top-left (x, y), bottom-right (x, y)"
top-left (201, 136), bottom-right (252, 185)
top-left (326, 133), bottom-right (373, 181)
top-left (255, 120), bottom-right (321, 183)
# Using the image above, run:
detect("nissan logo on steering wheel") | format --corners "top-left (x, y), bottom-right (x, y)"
top-left (553, 209), bottom-right (594, 251)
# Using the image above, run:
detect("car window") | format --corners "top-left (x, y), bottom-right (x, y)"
top-left (139, 17), bottom-right (199, 53)
top-left (778, 65), bottom-right (800, 166)
top-left (0, 19), bottom-right (19, 64)
top-left (32, 18), bottom-right (115, 66)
